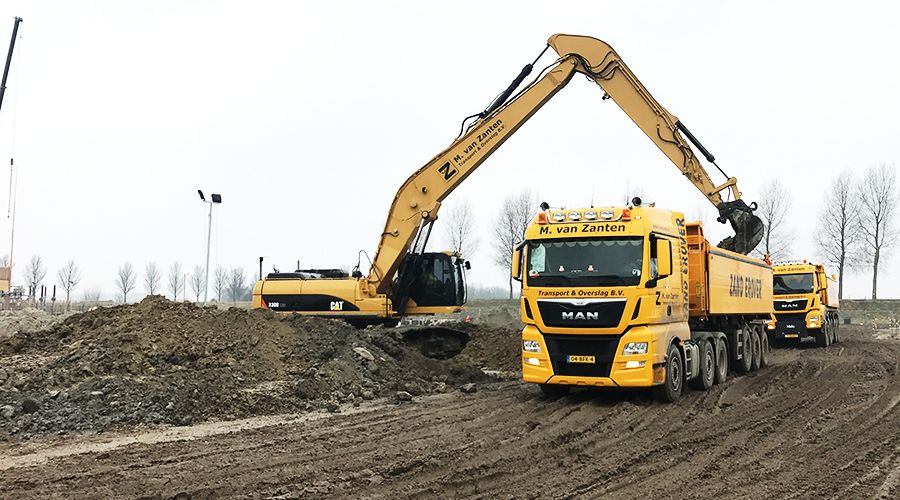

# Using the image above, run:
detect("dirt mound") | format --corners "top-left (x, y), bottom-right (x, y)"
top-left (0, 308), bottom-right (64, 340)
top-left (0, 297), bottom-right (491, 437)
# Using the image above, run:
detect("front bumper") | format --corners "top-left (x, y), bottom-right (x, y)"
top-left (521, 325), bottom-right (662, 388)
top-left (772, 313), bottom-right (811, 339)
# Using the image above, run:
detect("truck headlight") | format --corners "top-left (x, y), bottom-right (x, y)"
top-left (623, 342), bottom-right (648, 355)
top-left (809, 316), bottom-right (820, 323)
top-left (523, 340), bottom-right (542, 353)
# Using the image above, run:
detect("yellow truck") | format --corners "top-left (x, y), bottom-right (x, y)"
top-left (768, 262), bottom-right (840, 347)
top-left (512, 203), bottom-right (773, 402)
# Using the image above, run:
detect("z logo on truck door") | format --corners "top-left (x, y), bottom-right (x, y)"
top-left (437, 161), bottom-right (458, 182)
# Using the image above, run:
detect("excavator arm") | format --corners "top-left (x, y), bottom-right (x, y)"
top-left (367, 33), bottom-right (763, 298)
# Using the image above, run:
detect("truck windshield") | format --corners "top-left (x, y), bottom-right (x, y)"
top-left (527, 237), bottom-right (643, 287)
top-left (773, 273), bottom-right (814, 295)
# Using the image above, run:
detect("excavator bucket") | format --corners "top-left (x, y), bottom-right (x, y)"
top-left (715, 200), bottom-right (765, 255)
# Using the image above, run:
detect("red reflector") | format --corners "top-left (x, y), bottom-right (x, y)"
top-left (536, 212), bottom-right (548, 224)
top-left (621, 208), bottom-right (631, 221)
top-left (260, 298), bottom-right (268, 309)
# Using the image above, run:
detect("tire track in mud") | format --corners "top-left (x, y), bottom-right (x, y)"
top-left (2, 327), bottom-right (900, 499)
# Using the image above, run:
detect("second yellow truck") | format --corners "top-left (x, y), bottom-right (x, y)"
top-left (513, 202), bottom-right (773, 402)
top-left (768, 262), bottom-right (840, 347)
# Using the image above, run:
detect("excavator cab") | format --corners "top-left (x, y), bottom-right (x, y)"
top-left (397, 252), bottom-right (468, 311)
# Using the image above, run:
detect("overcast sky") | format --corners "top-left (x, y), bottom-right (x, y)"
top-left (0, 0), bottom-right (897, 301)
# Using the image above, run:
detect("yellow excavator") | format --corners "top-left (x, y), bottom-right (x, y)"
top-left (252, 34), bottom-right (764, 327)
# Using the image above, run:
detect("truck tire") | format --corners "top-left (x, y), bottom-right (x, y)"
top-left (653, 343), bottom-right (684, 403)
top-left (539, 384), bottom-right (570, 398)
top-left (737, 325), bottom-right (753, 373)
top-left (689, 340), bottom-right (715, 391)
top-left (750, 328), bottom-right (762, 372)
top-left (832, 317), bottom-right (840, 344)
top-left (815, 328), bottom-right (828, 348)
top-left (758, 328), bottom-right (770, 368)
top-left (714, 339), bottom-right (728, 385)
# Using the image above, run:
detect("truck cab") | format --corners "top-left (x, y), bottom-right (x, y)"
top-left (513, 205), bottom-right (772, 402)
top-left (768, 262), bottom-right (840, 347)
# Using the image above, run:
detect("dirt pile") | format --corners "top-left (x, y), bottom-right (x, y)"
top-left (0, 309), bottom-right (63, 340)
top-left (0, 297), bottom-right (500, 437)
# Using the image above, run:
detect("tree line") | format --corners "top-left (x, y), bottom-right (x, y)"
top-left (19, 256), bottom-right (253, 309)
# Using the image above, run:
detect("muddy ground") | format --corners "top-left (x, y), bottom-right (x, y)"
top-left (2, 301), bottom-right (900, 498)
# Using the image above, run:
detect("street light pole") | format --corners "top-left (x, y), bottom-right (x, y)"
top-left (198, 190), bottom-right (222, 304)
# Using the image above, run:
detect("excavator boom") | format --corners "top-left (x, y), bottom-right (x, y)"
top-left (368, 34), bottom-right (763, 296)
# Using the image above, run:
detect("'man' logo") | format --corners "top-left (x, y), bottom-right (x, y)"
top-left (437, 161), bottom-right (458, 182)
top-left (562, 311), bottom-right (599, 320)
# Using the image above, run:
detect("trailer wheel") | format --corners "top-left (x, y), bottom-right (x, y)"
top-left (539, 384), bottom-right (570, 399)
top-left (713, 339), bottom-right (728, 385)
top-left (689, 340), bottom-right (714, 391)
top-left (750, 328), bottom-right (762, 372)
top-left (737, 325), bottom-right (753, 373)
top-left (653, 344), bottom-right (684, 403)
top-left (758, 328), bottom-right (770, 368)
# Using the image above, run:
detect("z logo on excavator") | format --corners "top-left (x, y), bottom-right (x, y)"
top-left (438, 161), bottom-right (458, 182)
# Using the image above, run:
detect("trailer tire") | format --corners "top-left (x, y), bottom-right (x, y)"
top-left (737, 325), bottom-right (753, 373)
top-left (714, 339), bottom-right (728, 385)
top-left (750, 328), bottom-right (762, 372)
top-left (653, 344), bottom-right (684, 403)
top-left (539, 384), bottom-right (570, 398)
top-left (689, 340), bottom-right (715, 391)
top-left (758, 328), bottom-right (770, 368)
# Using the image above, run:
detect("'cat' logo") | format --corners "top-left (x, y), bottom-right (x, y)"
top-left (330, 301), bottom-right (344, 311)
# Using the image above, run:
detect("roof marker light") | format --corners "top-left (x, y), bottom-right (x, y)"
top-left (621, 208), bottom-right (632, 221)
top-left (536, 212), bottom-right (549, 224)
top-left (552, 212), bottom-right (566, 222)
top-left (568, 211), bottom-right (581, 221)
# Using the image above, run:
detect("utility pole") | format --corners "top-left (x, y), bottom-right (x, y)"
top-left (197, 190), bottom-right (222, 303)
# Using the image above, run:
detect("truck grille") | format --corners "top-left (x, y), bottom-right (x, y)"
top-left (543, 334), bottom-right (623, 378)
top-left (537, 299), bottom-right (627, 328)
top-left (774, 299), bottom-right (808, 311)
top-left (774, 313), bottom-right (808, 337)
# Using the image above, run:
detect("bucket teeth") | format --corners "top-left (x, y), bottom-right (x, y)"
top-left (716, 200), bottom-right (765, 255)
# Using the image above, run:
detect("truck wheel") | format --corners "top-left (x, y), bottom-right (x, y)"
top-left (689, 340), bottom-right (714, 391)
top-left (832, 318), bottom-right (840, 344)
top-left (758, 328), bottom-right (770, 368)
top-left (714, 339), bottom-right (728, 385)
top-left (750, 329), bottom-right (762, 372)
top-left (539, 384), bottom-right (570, 398)
top-left (737, 326), bottom-right (753, 373)
top-left (815, 328), bottom-right (828, 348)
top-left (653, 344), bottom-right (684, 403)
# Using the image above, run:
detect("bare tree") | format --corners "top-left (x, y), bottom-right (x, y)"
top-left (189, 265), bottom-right (205, 302)
top-left (56, 260), bottom-right (81, 310)
top-left (213, 265), bottom-right (228, 302)
top-left (815, 170), bottom-right (861, 300)
top-left (442, 198), bottom-right (479, 259)
top-left (0, 254), bottom-right (8, 266)
top-left (228, 267), bottom-right (247, 302)
top-left (751, 178), bottom-right (793, 261)
top-left (115, 262), bottom-right (137, 303)
top-left (493, 189), bottom-right (539, 299)
top-left (82, 287), bottom-right (102, 305)
top-left (168, 262), bottom-right (184, 301)
top-left (859, 163), bottom-right (897, 299)
top-left (144, 262), bottom-right (161, 295)
top-left (23, 255), bottom-right (47, 298)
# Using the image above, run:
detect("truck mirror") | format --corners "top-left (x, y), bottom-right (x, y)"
top-left (656, 239), bottom-right (673, 278)
top-left (511, 245), bottom-right (523, 281)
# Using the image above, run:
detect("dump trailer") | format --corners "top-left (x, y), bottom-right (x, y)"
top-left (513, 203), bottom-right (774, 402)
top-left (767, 261), bottom-right (840, 347)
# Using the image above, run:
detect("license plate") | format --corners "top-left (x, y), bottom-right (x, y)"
top-left (784, 334), bottom-right (799, 338)
top-left (786, 325), bottom-right (796, 328)
top-left (567, 355), bottom-right (595, 364)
